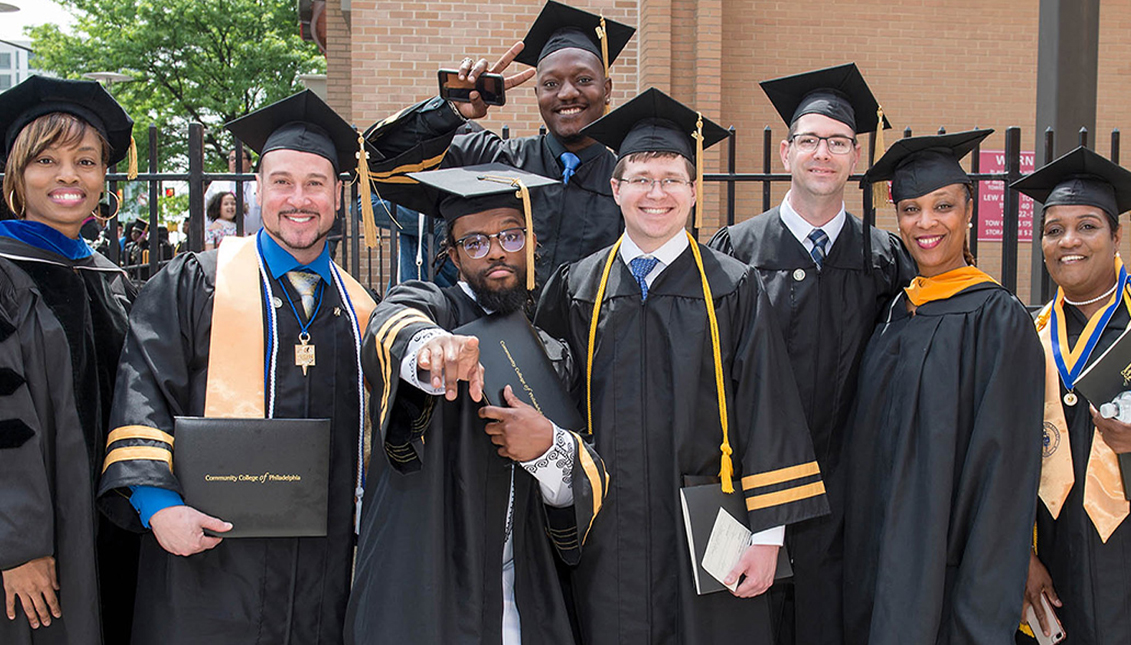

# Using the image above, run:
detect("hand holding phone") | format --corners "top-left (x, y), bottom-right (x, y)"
top-left (438, 69), bottom-right (506, 107)
top-left (1025, 593), bottom-right (1066, 645)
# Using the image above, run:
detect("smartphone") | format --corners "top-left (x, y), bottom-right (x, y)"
top-left (1024, 593), bottom-right (1066, 645)
top-left (438, 69), bottom-right (506, 107)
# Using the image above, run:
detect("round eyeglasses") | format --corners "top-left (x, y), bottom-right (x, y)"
top-left (788, 134), bottom-right (857, 155)
top-left (454, 227), bottom-right (527, 259)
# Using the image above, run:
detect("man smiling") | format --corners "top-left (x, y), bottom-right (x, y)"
top-left (347, 165), bottom-right (607, 645)
top-left (97, 91), bottom-right (378, 644)
top-left (362, 1), bottom-right (634, 292)
top-left (536, 88), bottom-right (828, 645)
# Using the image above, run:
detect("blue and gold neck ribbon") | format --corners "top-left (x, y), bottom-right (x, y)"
top-left (1050, 257), bottom-right (1131, 391)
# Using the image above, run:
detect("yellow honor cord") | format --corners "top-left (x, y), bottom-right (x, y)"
top-left (596, 18), bottom-right (610, 115)
top-left (476, 175), bottom-right (536, 291)
top-left (693, 113), bottom-right (704, 229)
top-left (127, 136), bottom-right (138, 180)
top-left (356, 133), bottom-right (379, 249)
top-left (586, 238), bottom-right (624, 436)
top-left (871, 106), bottom-right (887, 206)
top-left (584, 233), bottom-right (735, 493)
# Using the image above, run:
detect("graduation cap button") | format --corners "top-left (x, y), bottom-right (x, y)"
top-left (793, 269), bottom-right (807, 282)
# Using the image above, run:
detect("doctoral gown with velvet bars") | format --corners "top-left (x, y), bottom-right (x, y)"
top-left (534, 241), bottom-right (830, 645)
top-left (1031, 303), bottom-right (1131, 645)
top-left (96, 251), bottom-right (365, 645)
top-left (708, 209), bottom-right (914, 645)
top-left (0, 238), bottom-right (137, 645)
top-left (842, 282), bottom-right (1043, 645)
top-left (346, 281), bottom-right (607, 645)
top-left (366, 96), bottom-right (623, 290)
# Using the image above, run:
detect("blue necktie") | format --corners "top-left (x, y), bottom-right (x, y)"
top-left (630, 256), bottom-right (660, 301)
top-left (560, 152), bottom-right (580, 185)
top-left (808, 228), bottom-right (829, 271)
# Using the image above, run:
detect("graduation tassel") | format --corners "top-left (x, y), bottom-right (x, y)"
top-left (871, 106), bottom-right (887, 207)
top-left (595, 18), bottom-right (610, 114)
top-left (686, 232), bottom-right (734, 493)
top-left (127, 136), bottom-right (138, 180)
top-left (356, 132), bottom-right (379, 249)
top-left (693, 113), bottom-right (705, 229)
top-left (478, 175), bottom-right (536, 291)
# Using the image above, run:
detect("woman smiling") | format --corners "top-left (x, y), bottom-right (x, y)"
top-left (842, 130), bottom-right (1044, 645)
top-left (0, 76), bottom-right (138, 645)
top-left (1013, 146), bottom-right (1131, 644)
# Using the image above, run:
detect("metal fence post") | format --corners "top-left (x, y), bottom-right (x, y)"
top-left (187, 123), bottom-right (205, 254)
top-left (761, 127), bottom-right (772, 214)
top-left (1001, 127), bottom-right (1021, 293)
top-left (726, 126), bottom-right (736, 227)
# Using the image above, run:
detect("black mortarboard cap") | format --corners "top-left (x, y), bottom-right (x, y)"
top-left (1011, 146), bottom-right (1131, 222)
top-left (0, 75), bottom-right (134, 166)
top-left (862, 129), bottom-right (992, 203)
top-left (515, 1), bottom-right (634, 69)
top-left (760, 63), bottom-right (891, 134)
top-left (409, 163), bottom-right (557, 289)
top-left (579, 87), bottom-right (728, 161)
top-left (226, 90), bottom-right (371, 176)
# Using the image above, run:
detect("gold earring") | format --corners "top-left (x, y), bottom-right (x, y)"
top-left (5, 190), bottom-right (23, 218)
top-left (92, 191), bottom-right (121, 224)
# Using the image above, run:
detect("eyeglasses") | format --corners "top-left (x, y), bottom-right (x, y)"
top-left (788, 134), bottom-right (857, 155)
top-left (616, 177), bottom-right (695, 192)
top-left (454, 227), bottom-right (527, 259)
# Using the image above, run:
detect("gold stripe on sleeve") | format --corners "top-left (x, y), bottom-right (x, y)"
top-left (369, 151), bottom-right (448, 179)
top-left (745, 481), bottom-right (827, 511)
top-left (741, 461), bottom-right (822, 491)
top-left (102, 446), bottom-right (174, 474)
top-left (105, 425), bottom-right (175, 447)
top-left (375, 309), bottom-right (436, 427)
top-left (571, 431), bottom-right (606, 542)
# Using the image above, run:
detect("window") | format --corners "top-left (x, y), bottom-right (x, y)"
top-left (0, 75), bottom-right (11, 91)
top-left (0, 53), bottom-right (11, 69)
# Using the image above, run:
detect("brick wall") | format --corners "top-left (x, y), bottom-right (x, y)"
top-left (327, 0), bottom-right (1131, 302)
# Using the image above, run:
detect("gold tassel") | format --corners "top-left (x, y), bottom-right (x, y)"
top-left (693, 113), bottom-right (704, 229)
top-left (127, 136), bottom-right (138, 180)
top-left (596, 18), bottom-right (610, 115)
top-left (356, 133), bottom-right (379, 249)
top-left (476, 175), bottom-right (536, 291)
top-left (871, 106), bottom-right (887, 207)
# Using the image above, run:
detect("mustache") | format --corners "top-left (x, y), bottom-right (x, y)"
top-left (478, 261), bottom-right (519, 276)
top-left (278, 208), bottom-right (321, 217)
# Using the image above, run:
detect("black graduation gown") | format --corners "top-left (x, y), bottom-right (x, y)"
top-left (1033, 304), bottom-right (1131, 644)
top-left (708, 209), bottom-right (914, 645)
top-left (346, 281), bottom-right (607, 644)
top-left (534, 242), bottom-right (829, 645)
top-left (842, 283), bottom-right (1044, 645)
top-left (97, 251), bottom-right (363, 645)
top-left (0, 238), bottom-right (137, 645)
top-left (367, 97), bottom-right (623, 289)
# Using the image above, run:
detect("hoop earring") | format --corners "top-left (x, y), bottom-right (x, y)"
top-left (93, 191), bottom-right (120, 224)
top-left (5, 190), bottom-right (23, 218)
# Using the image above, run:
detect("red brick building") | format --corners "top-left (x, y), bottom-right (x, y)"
top-left (308, 0), bottom-right (1131, 302)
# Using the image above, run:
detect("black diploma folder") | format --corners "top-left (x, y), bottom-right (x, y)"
top-left (173, 417), bottom-right (331, 538)
top-left (1072, 327), bottom-right (1131, 501)
top-left (680, 475), bottom-right (792, 595)
top-left (454, 311), bottom-right (583, 430)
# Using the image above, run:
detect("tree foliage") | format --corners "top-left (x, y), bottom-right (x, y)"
top-left (29, 0), bottom-right (326, 170)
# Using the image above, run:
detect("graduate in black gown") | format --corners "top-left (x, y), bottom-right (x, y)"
top-left (535, 88), bottom-right (829, 645)
top-left (842, 131), bottom-right (1044, 645)
top-left (96, 91), bottom-right (378, 644)
top-left (0, 76), bottom-right (138, 645)
top-left (347, 165), bottom-right (607, 645)
top-left (707, 65), bottom-right (914, 645)
top-left (362, 1), bottom-right (633, 290)
top-left (1011, 147), bottom-right (1131, 644)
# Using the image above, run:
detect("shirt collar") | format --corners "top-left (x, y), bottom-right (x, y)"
top-left (0, 220), bottom-right (93, 260)
top-left (780, 190), bottom-right (847, 249)
top-left (618, 230), bottom-right (690, 270)
top-left (256, 229), bottom-right (333, 283)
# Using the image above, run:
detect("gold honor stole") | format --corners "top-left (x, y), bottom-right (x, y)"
top-left (903, 265), bottom-right (998, 307)
top-left (205, 235), bottom-right (377, 418)
top-left (1038, 258), bottom-right (1131, 543)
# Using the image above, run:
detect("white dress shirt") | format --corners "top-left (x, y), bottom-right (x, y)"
top-left (779, 190), bottom-right (846, 254)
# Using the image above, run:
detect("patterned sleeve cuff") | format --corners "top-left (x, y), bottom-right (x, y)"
top-left (519, 424), bottom-right (575, 508)
top-left (399, 327), bottom-right (450, 394)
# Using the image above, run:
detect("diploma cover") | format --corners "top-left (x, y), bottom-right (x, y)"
top-left (454, 311), bottom-right (584, 430)
top-left (1073, 329), bottom-right (1131, 500)
top-left (173, 417), bottom-right (331, 537)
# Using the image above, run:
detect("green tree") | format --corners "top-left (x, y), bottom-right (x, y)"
top-left (28, 0), bottom-right (326, 171)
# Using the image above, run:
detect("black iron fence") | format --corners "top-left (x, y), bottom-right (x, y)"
top-left (5, 120), bottom-right (1121, 304)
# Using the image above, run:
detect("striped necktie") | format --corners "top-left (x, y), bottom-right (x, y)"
top-left (808, 228), bottom-right (829, 271)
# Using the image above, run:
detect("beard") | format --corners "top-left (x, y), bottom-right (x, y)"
top-left (465, 261), bottom-right (530, 315)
